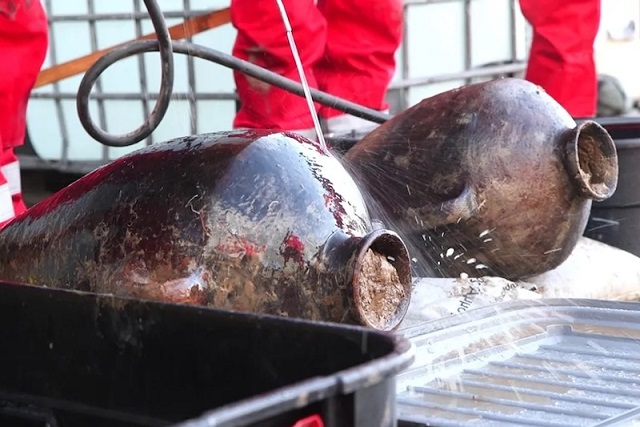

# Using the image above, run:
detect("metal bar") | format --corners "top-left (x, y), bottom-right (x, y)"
top-left (86, 0), bottom-right (110, 165)
top-left (133, 0), bottom-right (153, 146)
top-left (395, 414), bottom-right (472, 427)
top-left (464, 369), bottom-right (640, 398)
top-left (596, 407), bottom-right (640, 427)
top-left (388, 62), bottom-right (526, 89)
top-left (514, 353), bottom-right (640, 374)
top-left (44, 0), bottom-right (71, 168)
top-left (508, 0), bottom-right (518, 62)
top-left (30, 92), bottom-right (237, 100)
top-left (463, 0), bottom-right (472, 84)
top-left (408, 386), bottom-right (604, 419)
top-left (459, 379), bottom-right (637, 410)
top-left (397, 397), bottom-right (575, 427)
top-left (399, 2), bottom-right (410, 111)
top-left (18, 154), bottom-right (104, 174)
top-left (488, 360), bottom-right (640, 385)
top-left (539, 344), bottom-right (640, 361)
top-left (184, 0), bottom-right (198, 135)
top-left (47, 10), bottom-right (213, 21)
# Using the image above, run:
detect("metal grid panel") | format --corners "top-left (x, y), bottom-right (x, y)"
top-left (23, 0), bottom-right (526, 174)
top-left (391, 0), bottom-right (527, 110)
top-left (24, 0), bottom-right (237, 173)
top-left (396, 300), bottom-right (640, 427)
top-left (398, 326), bottom-right (640, 426)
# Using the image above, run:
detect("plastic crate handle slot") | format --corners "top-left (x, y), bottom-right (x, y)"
top-left (292, 414), bottom-right (324, 427)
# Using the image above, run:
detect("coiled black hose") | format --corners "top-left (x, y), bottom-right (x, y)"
top-left (76, 0), bottom-right (391, 147)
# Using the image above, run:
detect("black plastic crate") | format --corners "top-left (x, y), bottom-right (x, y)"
top-left (0, 281), bottom-right (413, 427)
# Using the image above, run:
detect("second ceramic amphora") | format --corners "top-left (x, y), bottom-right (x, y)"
top-left (343, 78), bottom-right (619, 279)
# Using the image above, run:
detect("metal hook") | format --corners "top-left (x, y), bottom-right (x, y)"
top-left (76, 0), bottom-right (174, 148)
top-left (75, 0), bottom-right (391, 148)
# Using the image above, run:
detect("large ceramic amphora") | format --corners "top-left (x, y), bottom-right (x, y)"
top-left (0, 130), bottom-right (412, 330)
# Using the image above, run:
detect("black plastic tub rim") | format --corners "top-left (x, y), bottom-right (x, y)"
top-left (171, 317), bottom-right (416, 426)
top-left (0, 281), bottom-right (417, 427)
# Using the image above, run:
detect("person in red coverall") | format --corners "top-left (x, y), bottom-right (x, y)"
top-left (0, 0), bottom-right (48, 227)
top-left (230, 0), bottom-right (403, 139)
top-left (519, 0), bottom-right (600, 118)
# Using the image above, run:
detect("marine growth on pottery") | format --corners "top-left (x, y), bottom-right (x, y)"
top-left (0, 130), bottom-right (412, 331)
top-left (344, 78), bottom-right (618, 280)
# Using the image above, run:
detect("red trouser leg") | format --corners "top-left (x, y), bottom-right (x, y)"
top-left (0, 166), bottom-right (13, 228)
top-left (315, 0), bottom-right (403, 119)
top-left (230, 0), bottom-right (326, 131)
top-left (0, 1), bottom-right (49, 227)
top-left (519, 0), bottom-right (600, 118)
top-left (0, 0), bottom-right (49, 148)
top-left (1, 148), bottom-right (26, 217)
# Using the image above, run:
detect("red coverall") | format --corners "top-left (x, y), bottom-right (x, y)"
top-left (230, 0), bottom-right (403, 134)
top-left (0, 0), bottom-right (48, 227)
top-left (519, 0), bottom-right (600, 118)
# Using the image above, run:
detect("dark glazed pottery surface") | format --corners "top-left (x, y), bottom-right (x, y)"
top-left (344, 78), bottom-right (618, 279)
top-left (0, 130), bottom-right (412, 330)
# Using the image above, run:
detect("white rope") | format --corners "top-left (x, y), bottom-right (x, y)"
top-left (274, 0), bottom-right (327, 151)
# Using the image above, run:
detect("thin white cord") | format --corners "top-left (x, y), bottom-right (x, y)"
top-left (274, 0), bottom-right (328, 151)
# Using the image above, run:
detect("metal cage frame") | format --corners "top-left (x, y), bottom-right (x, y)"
top-left (20, 0), bottom-right (526, 174)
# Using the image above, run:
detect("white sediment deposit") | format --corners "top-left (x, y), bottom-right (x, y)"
top-left (400, 237), bottom-right (640, 329)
